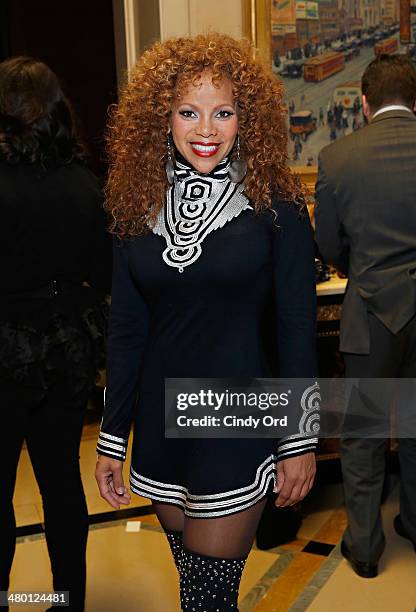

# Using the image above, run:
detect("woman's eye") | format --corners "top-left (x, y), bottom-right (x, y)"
top-left (216, 110), bottom-right (234, 119)
top-left (179, 110), bottom-right (197, 118)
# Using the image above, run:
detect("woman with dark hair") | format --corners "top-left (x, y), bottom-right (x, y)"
top-left (95, 34), bottom-right (317, 610)
top-left (0, 57), bottom-right (111, 612)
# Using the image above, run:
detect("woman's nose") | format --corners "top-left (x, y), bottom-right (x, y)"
top-left (196, 116), bottom-right (217, 138)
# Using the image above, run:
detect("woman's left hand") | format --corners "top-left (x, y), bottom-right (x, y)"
top-left (274, 452), bottom-right (316, 507)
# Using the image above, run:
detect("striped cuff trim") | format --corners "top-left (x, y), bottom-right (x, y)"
top-left (99, 431), bottom-right (127, 444)
top-left (97, 430), bottom-right (128, 461)
top-left (277, 436), bottom-right (318, 452)
top-left (276, 437), bottom-right (318, 461)
top-left (276, 446), bottom-right (318, 461)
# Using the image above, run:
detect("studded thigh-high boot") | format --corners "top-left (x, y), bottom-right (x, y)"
top-left (165, 529), bottom-right (184, 572)
top-left (179, 545), bottom-right (247, 611)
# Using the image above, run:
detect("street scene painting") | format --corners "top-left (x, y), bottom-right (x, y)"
top-left (271, 0), bottom-right (416, 166)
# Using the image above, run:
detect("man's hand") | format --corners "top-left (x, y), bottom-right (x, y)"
top-left (274, 452), bottom-right (316, 507)
top-left (95, 455), bottom-right (131, 509)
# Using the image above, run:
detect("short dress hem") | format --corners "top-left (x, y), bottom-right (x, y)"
top-left (129, 454), bottom-right (277, 518)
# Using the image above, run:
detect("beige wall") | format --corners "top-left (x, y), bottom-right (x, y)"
top-left (115, 0), bottom-right (245, 81)
top-left (113, 0), bottom-right (161, 82)
top-left (159, 0), bottom-right (243, 40)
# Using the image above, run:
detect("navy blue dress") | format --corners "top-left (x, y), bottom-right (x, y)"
top-left (97, 194), bottom-right (317, 518)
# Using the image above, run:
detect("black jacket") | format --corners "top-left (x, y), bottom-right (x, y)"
top-left (0, 160), bottom-right (112, 390)
top-left (0, 160), bottom-right (111, 296)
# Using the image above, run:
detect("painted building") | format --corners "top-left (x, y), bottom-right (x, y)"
top-left (359, 0), bottom-right (381, 27)
top-left (380, 0), bottom-right (399, 25)
top-left (296, 1), bottom-right (320, 45)
top-left (271, 0), bottom-right (298, 56)
top-left (338, 0), bottom-right (363, 33)
top-left (318, 0), bottom-right (341, 41)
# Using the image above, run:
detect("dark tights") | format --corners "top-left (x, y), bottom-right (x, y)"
top-left (0, 380), bottom-right (89, 612)
top-left (154, 499), bottom-right (267, 610)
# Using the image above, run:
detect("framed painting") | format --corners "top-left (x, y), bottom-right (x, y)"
top-left (242, 0), bottom-right (414, 183)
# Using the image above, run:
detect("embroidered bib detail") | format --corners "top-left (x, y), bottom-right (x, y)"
top-left (152, 157), bottom-right (252, 273)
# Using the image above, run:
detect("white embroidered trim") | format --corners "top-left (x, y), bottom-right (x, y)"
top-left (276, 437), bottom-right (318, 454)
top-left (97, 439), bottom-right (125, 453)
top-left (299, 381), bottom-right (321, 435)
top-left (185, 490), bottom-right (274, 518)
top-left (276, 445), bottom-right (318, 461)
top-left (97, 430), bottom-right (128, 460)
top-left (152, 178), bottom-right (252, 273)
top-left (186, 467), bottom-right (275, 510)
top-left (279, 445), bottom-right (316, 453)
top-left (175, 156), bottom-right (230, 181)
top-left (99, 431), bottom-right (128, 444)
top-left (128, 455), bottom-right (276, 517)
top-left (96, 447), bottom-right (125, 460)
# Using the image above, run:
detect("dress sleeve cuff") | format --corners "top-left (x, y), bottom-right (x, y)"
top-left (96, 431), bottom-right (128, 461)
top-left (275, 435), bottom-right (318, 461)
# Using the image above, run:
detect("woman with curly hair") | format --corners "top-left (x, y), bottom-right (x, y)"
top-left (0, 57), bottom-right (111, 612)
top-left (95, 33), bottom-right (317, 610)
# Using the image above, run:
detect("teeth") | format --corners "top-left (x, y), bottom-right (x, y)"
top-left (191, 144), bottom-right (218, 152)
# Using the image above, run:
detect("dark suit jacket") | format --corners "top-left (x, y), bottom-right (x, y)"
top-left (315, 109), bottom-right (416, 354)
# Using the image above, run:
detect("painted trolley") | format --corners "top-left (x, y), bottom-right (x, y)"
top-left (304, 52), bottom-right (345, 82)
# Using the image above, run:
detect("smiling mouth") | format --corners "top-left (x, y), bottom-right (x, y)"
top-left (190, 142), bottom-right (221, 157)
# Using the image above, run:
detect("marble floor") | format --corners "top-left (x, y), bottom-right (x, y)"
top-left (9, 422), bottom-right (416, 611)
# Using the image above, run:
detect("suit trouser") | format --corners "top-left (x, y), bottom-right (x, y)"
top-left (341, 312), bottom-right (416, 562)
top-left (0, 378), bottom-right (89, 612)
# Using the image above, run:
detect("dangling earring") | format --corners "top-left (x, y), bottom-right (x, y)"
top-left (165, 132), bottom-right (175, 185)
top-left (228, 135), bottom-right (247, 183)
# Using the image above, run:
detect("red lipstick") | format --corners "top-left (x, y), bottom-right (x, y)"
top-left (190, 142), bottom-right (221, 157)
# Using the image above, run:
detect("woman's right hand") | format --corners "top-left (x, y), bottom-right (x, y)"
top-left (95, 455), bottom-right (131, 509)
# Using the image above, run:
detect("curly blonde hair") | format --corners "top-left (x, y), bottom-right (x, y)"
top-left (106, 32), bottom-right (305, 239)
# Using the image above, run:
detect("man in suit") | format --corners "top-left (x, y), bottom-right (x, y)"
top-left (315, 54), bottom-right (416, 578)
